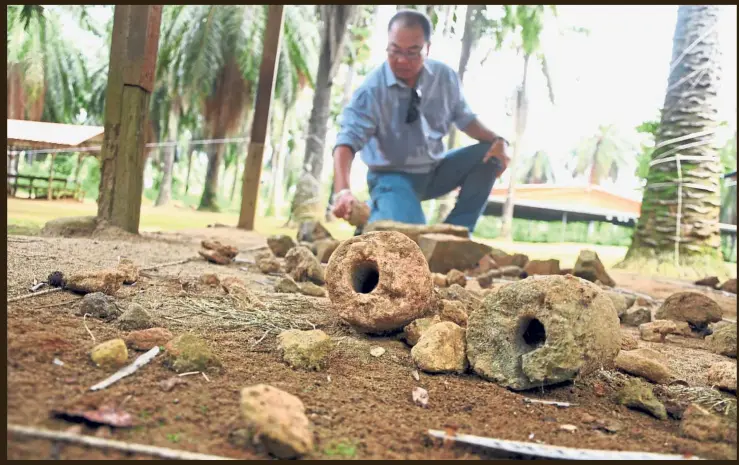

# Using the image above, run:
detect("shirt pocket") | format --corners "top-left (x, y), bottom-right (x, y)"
top-left (422, 98), bottom-right (449, 138)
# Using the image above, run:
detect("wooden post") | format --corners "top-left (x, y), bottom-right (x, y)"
top-left (96, 5), bottom-right (162, 233)
top-left (47, 152), bottom-right (57, 200)
top-left (237, 5), bottom-right (285, 230)
top-left (561, 212), bottom-right (568, 242)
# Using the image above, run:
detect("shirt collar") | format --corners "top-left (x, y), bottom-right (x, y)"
top-left (383, 61), bottom-right (434, 89)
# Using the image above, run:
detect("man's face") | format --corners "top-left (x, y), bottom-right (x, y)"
top-left (386, 23), bottom-right (428, 83)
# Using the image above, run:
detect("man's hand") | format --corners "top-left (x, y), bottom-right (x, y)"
top-left (331, 189), bottom-right (356, 220)
top-left (483, 137), bottom-right (510, 177)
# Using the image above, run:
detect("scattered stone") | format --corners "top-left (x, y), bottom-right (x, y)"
top-left (680, 404), bottom-right (733, 442)
top-left (363, 220), bottom-right (469, 244)
top-left (78, 292), bottom-right (121, 321)
top-left (499, 265), bottom-right (524, 278)
top-left (299, 282), bottom-right (326, 298)
top-left (296, 220), bottom-right (333, 243)
top-left (614, 349), bottom-right (674, 384)
top-left (403, 316), bottom-right (442, 346)
top-left (90, 339), bottom-right (128, 369)
top-left (573, 250), bottom-right (615, 287)
top-left (439, 300), bottom-right (469, 327)
top-left (432, 273), bottom-right (448, 288)
top-left (274, 277), bottom-right (301, 294)
top-left (477, 269), bottom-right (501, 289)
top-left (620, 335), bottom-right (639, 351)
top-left (654, 291), bottom-right (722, 328)
top-left (490, 248), bottom-right (529, 268)
top-left (559, 424), bottom-right (577, 433)
top-left (159, 376), bottom-right (188, 392)
top-left (370, 346), bottom-right (386, 358)
top-left (580, 413), bottom-right (596, 424)
top-left (418, 233), bottom-right (492, 274)
top-left (277, 330), bottom-right (333, 371)
top-left (445, 269), bottom-right (467, 288)
top-left (201, 240), bottom-right (239, 259)
top-left (706, 323), bottom-right (737, 358)
top-left (325, 231), bottom-right (433, 333)
top-left (477, 255), bottom-right (498, 273)
top-left (164, 334), bottom-right (220, 373)
top-left (594, 419), bottom-right (622, 434)
top-left (257, 255), bottom-right (281, 274)
top-left (436, 284), bottom-right (481, 314)
top-left (694, 276), bottom-right (720, 288)
top-left (314, 239), bottom-right (340, 264)
top-left (720, 278), bottom-right (737, 294)
top-left (348, 200), bottom-right (370, 227)
top-left (617, 378), bottom-right (667, 420)
top-left (412, 387), bottom-right (429, 408)
top-left (267, 235), bottom-right (296, 258)
top-left (411, 370), bottom-right (420, 381)
top-left (639, 320), bottom-right (692, 342)
top-left (65, 269), bottom-right (125, 295)
top-left (221, 277), bottom-right (263, 307)
top-left (199, 273), bottom-right (220, 286)
top-left (117, 258), bottom-right (139, 284)
top-left (240, 384), bottom-right (313, 459)
top-left (116, 303), bottom-right (153, 331)
top-left (285, 246), bottom-right (325, 285)
top-left (467, 275), bottom-right (620, 390)
top-left (411, 322), bottom-right (467, 374)
top-left (706, 361), bottom-right (737, 393)
top-left (198, 248), bottom-right (232, 265)
top-left (524, 259), bottom-right (561, 276)
top-left (41, 215), bottom-right (98, 237)
top-left (125, 328), bottom-right (173, 351)
top-left (621, 306), bottom-right (652, 327)
top-left (605, 292), bottom-right (629, 318)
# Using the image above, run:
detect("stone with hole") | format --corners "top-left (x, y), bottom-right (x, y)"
top-left (654, 291), bottom-right (722, 329)
top-left (325, 231), bottom-right (433, 333)
top-left (466, 275), bottom-right (620, 390)
top-left (285, 246), bottom-right (325, 285)
top-left (267, 235), bottom-right (296, 258)
top-left (573, 250), bottom-right (615, 287)
top-left (706, 323), bottom-right (737, 358)
top-left (418, 233), bottom-right (492, 274)
top-left (277, 329), bottom-right (333, 370)
top-left (411, 321), bottom-right (467, 374)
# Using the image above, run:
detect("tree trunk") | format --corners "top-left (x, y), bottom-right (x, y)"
top-left (155, 104), bottom-right (178, 207)
top-left (270, 104), bottom-right (292, 217)
top-left (588, 136), bottom-right (604, 186)
top-left (622, 5), bottom-right (724, 277)
top-left (290, 5), bottom-right (358, 222)
top-left (184, 145), bottom-right (193, 195)
top-left (499, 53), bottom-right (531, 241)
top-left (198, 138), bottom-right (225, 211)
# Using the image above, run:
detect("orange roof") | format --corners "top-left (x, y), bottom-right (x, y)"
top-left (489, 184), bottom-right (642, 217)
top-left (7, 119), bottom-right (104, 149)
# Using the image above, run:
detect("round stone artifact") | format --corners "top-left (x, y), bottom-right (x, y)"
top-left (466, 274), bottom-right (621, 390)
top-left (325, 231), bottom-right (433, 333)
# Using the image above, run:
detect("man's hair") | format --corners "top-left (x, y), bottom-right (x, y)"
top-left (388, 9), bottom-right (432, 42)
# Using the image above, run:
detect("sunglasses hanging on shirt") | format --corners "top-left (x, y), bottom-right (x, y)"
top-left (406, 87), bottom-right (422, 124)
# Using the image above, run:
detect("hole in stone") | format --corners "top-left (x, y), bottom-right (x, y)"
top-left (351, 261), bottom-right (379, 294)
top-left (521, 318), bottom-right (547, 349)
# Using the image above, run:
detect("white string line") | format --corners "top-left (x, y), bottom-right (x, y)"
top-left (675, 154), bottom-right (683, 265)
top-left (7, 136), bottom-right (251, 156)
top-left (653, 128), bottom-right (717, 152)
top-left (649, 154), bottom-right (720, 167)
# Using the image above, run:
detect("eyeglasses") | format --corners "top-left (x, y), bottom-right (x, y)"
top-left (386, 47), bottom-right (425, 60)
top-left (406, 87), bottom-right (421, 124)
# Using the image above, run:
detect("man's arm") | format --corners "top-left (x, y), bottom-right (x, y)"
top-left (460, 118), bottom-right (501, 144)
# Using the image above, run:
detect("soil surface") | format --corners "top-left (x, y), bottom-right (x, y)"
top-left (6, 228), bottom-right (738, 460)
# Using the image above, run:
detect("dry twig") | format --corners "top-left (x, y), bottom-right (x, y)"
top-left (90, 347), bottom-right (160, 391)
top-left (36, 298), bottom-right (81, 310)
top-left (83, 313), bottom-right (96, 342)
top-left (7, 287), bottom-right (63, 304)
top-left (140, 257), bottom-right (198, 272)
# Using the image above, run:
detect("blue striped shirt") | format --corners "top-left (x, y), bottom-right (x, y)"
top-left (334, 59), bottom-right (477, 174)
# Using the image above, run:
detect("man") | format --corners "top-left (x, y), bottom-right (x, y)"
top-left (330, 9), bottom-right (510, 235)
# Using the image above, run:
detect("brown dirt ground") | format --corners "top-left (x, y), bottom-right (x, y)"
top-left (5, 228), bottom-right (738, 460)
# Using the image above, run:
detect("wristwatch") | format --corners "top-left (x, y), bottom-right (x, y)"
top-left (492, 135), bottom-right (510, 148)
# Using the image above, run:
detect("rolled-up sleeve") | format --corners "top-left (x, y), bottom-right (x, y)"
top-left (334, 89), bottom-right (377, 154)
top-left (450, 71), bottom-right (477, 131)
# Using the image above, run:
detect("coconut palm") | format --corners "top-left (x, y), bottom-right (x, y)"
top-left (519, 150), bottom-right (555, 184)
top-left (620, 5), bottom-right (725, 277)
top-left (571, 124), bottom-right (638, 186)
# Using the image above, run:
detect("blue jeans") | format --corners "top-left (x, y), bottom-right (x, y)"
top-left (366, 142), bottom-right (499, 233)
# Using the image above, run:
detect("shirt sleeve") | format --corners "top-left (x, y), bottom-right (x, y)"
top-left (334, 88), bottom-right (378, 154)
top-left (450, 70), bottom-right (477, 131)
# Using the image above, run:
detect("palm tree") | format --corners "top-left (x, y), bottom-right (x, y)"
top-left (571, 124), bottom-right (638, 186)
top-left (519, 150), bottom-right (555, 184)
top-left (620, 5), bottom-right (725, 277)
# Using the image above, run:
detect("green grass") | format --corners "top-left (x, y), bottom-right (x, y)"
top-left (323, 440), bottom-right (358, 458)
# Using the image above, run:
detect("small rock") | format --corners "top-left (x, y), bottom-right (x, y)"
top-left (490, 249), bottom-right (529, 268)
top-left (411, 321), bottom-right (467, 374)
top-left (680, 404), bottom-right (733, 442)
top-left (159, 376), bottom-right (188, 392)
top-left (78, 292), bottom-right (121, 321)
top-left (347, 200), bottom-right (370, 227)
top-left (125, 328), bottom-right (173, 351)
top-left (240, 384), bottom-right (313, 459)
top-left (117, 258), bottom-right (139, 284)
top-left (198, 248), bottom-right (232, 265)
top-left (639, 320), bottom-right (692, 342)
top-left (606, 292), bottom-right (629, 318)
top-left (418, 233), bottom-right (492, 274)
top-left (559, 424), bottom-right (577, 433)
top-left (285, 246), bottom-right (325, 285)
top-left (654, 292), bottom-right (722, 328)
top-left (614, 349), bottom-right (674, 384)
top-left (164, 334), bottom-right (220, 373)
top-left (524, 259), bottom-right (561, 276)
top-left (580, 413), bottom-right (596, 424)
top-left (445, 269), bottom-right (467, 288)
top-left (573, 250), bottom-right (615, 287)
top-left (620, 335), bottom-right (639, 351)
top-left (411, 370), bottom-right (420, 381)
top-left (594, 419), bottom-right (622, 434)
top-left (362, 220), bottom-right (469, 244)
top-left (274, 277), bottom-right (301, 294)
top-left (499, 265), bottom-right (524, 277)
top-left (298, 282), bottom-right (326, 298)
top-left (296, 220), bottom-right (333, 243)
top-left (616, 378), bottom-right (667, 420)
top-left (313, 239), bottom-right (340, 264)
top-left (621, 306), bottom-right (652, 327)
top-left (439, 300), bottom-right (469, 327)
top-left (403, 316), bottom-right (441, 346)
top-left (277, 329), bottom-right (333, 370)
top-left (412, 387), bottom-right (429, 408)
top-left (720, 278), bottom-right (737, 294)
top-left (706, 361), bottom-right (737, 393)
top-left (436, 284), bottom-right (481, 313)
top-left (477, 269), bottom-right (501, 288)
top-left (706, 323), bottom-right (737, 358)
top-left (201, 240), bottom-right (239, 259)
top-left (477, 255), bottom-right (498, 273)
top-left (221, 277), bottom-right (263, 307)
top-left (90, 339), bottom-right (128, 369)
top-left (199, 273), bottom-right (220, 286)
top-left (257, 256), bottom-right (281, 274)
top-left (694, 276), bottom-right (720, 288)
top-left (66, 269), bottom-right (125, 295)
top-left (370, 346), bottom-right (386, 358)
top-left (116, 303), bottom-right (153, 331)
top-left (432, 273), bottom-right (448, 288)
top-left (267, 235), bottom-right (296, 258)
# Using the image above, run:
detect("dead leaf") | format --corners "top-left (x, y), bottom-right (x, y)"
top-left (159, 376), bottom-right (188, 392)
top-left (53, 405), bottom-right (133, 428)
top-left (412, 387), bottom-right (429, 408)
